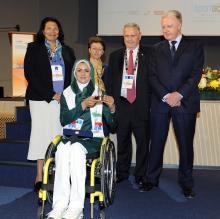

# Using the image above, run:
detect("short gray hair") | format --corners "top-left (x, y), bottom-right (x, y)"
top-left (123, 23), bottom-right (141, 32)
top-left (162, 10), bottom-right (182, 23)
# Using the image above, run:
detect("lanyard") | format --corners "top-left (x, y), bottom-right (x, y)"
top-left (124, 50), bottom-right (139, 72)
top-left (45, 40), bottom-right (63, 64)
top-left (47, 48), bottom-right (62, 64)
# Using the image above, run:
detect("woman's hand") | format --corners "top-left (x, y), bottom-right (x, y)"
top-left (53, 93), bottom-right (61, 103)
top-left (102, 95), bottom-right (116, 113)
top-left (81, 96), bottom-right (97, 110)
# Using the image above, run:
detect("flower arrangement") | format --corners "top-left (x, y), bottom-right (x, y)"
top-left (198, 67), bottom-right (220, 91)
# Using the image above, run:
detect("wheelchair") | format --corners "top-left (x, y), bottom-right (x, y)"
top-left (37, 133), bottom-right (116, 219)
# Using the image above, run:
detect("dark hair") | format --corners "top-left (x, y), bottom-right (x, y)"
top-left (35, 17), bottom-right (64, 44)
top-left (88, 36), bottom-right (106, 51)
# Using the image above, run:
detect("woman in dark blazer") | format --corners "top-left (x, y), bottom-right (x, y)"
top-left (24, 17), bottom-right (75, 192)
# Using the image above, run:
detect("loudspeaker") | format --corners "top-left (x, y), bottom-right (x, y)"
top-left (0, 87), bottom-right (4, 98)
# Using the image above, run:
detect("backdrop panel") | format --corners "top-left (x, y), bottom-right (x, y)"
top-left (98, 0), bottom-right (220, 36)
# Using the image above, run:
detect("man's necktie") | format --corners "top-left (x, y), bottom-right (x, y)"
top-left (127, 50), bottom-right (136, 103)
top-left (170, 40), bottom-right (177, 60)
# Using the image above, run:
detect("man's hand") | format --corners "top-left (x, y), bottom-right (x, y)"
top-left (165, 91), bottom-right (182, 107)
top-left (102, 95), bottom-right (116, 113)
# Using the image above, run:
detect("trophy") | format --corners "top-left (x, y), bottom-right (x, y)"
top-left (95, 68), bottom-right (104, 101)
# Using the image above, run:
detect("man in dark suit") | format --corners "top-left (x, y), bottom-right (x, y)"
top-left (107, 23), bottom-right (151, 185)
top-left (140, 10), bottom-right (204, 198)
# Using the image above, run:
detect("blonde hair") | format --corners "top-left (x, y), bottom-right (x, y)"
top-left (162, 10), bottom-right (182, 23)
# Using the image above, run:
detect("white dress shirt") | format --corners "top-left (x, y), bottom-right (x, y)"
top-left (121, 46), bottom-right (139, 98)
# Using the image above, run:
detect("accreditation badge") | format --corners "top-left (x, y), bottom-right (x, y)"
top-left (122, 74), bottom-right (135, 89)
top-left (51, 65), bottom-right (63, 81)
top-left (90, 104), bottom-right (104, 138)
top-left (63, 118), bottom-right (84, 130)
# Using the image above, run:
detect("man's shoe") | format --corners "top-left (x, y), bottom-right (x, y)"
top-left (183, 188), bottom-right (195, 199)
top-left (139, 182), bottom-right (158, 192)
top-left (135, 176), bottom-right (146, 186)
top-left (116, 175), bottom-right (128, 183)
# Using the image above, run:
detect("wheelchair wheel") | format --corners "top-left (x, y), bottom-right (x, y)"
top-left (43, 137), bottom-right (61, 204)
top-left (37, 201), bottom-right (45, 219)
top-left (100, 139), bottom-right (116, 207)
top-left (99, 210), bottom-right (106, 219)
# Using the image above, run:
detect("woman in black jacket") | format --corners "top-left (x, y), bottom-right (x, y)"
top-left (24, 17), bottom-right (75, 192)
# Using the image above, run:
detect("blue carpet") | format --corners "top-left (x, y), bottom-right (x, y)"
top-left (159, 177), bottom-right (187, 202)
top-left (0, 164), bottom-right (35, 188)
top-left (0, 186), bottom-right (32, 205)
top-left (0, 169), bottom-right (219, 219)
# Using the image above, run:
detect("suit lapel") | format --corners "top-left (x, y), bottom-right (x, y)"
top-left (161, 38), bottom-right (188, 64)
top-left (138, 46), bottom-right (145, 64)
top-left (117, 49), bottom-right (125, 89)
top-left (38, 43), bottom-right (53, 81)
top-left (62, 45), bottom-right (69, 67)
top-left (119, 49), bottom-right (125, 73)
top-left (39, 43), bottom-right (52, 69)
top-left (161, 41), bottom-right (172, 64)
top-left (174, 36), bottom-right (187, 61)
top-left (136, 46), bottom-right (145, 82)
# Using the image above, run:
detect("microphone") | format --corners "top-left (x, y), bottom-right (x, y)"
top-left (15, 24), bottom-right (20, 31)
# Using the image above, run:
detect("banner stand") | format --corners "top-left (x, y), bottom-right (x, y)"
top-left (8, 32), bottom-right (35, 97)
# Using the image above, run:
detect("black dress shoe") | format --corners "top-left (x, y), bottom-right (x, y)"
top-left (34, 181), bottom-right (42, 194)
top-left (135, 176), bottom-right (146, 186)
top-left (183, 188), bottom-right (195, 199)
top-left (116, 176), bottom-right (128, 183)
top-left (139, 182), bottom-right (158, 192)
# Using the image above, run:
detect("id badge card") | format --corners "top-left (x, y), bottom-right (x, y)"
top-left (71, 118), bottom-right (84, 130)
top-left (94, 121), bottom-right (103, 132)
top-left (122, 74), bottom-right (135, 89)
top-left (51, 65), bottom-right (63, 81)
top-left (64, 118), bottom-right (84, 130)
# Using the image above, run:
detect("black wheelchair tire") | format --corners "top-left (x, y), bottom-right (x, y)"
top-left (99, 210), bottom-right (106, 219)
top-left (100, 139), bottom-right (116, 207)
top-left (43, 141), bottom-right (59, 204)
top-left (37, 204), bottom-right (45, 219)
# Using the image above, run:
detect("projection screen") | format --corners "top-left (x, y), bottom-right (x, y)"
top-left (98, 0), bottom-right (220, 36)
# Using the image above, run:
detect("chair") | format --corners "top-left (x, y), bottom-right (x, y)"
top-left (37, 134), bottom-right (116, 219)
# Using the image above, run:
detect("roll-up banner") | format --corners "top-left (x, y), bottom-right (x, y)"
top-left (9, 32), bottom-right (35, 96)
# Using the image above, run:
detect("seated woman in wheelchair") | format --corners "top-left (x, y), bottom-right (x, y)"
top-left (47, 59), bottom-right (116, 219)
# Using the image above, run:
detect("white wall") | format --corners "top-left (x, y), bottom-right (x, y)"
top-left (98, 0), bottom-right (220, 36)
